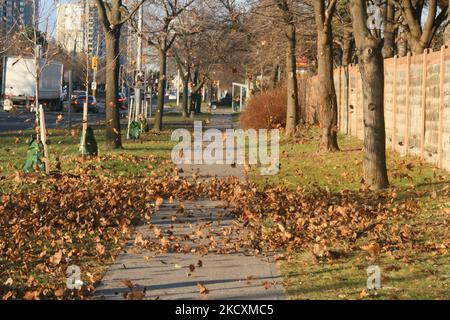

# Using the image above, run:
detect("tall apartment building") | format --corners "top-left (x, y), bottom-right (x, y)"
top-left (1, 0), bottom-right (37, 37)
top-left (56, 0), bottom-right (104, 56)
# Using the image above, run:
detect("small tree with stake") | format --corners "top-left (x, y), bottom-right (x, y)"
top-left (94, 0), bottom-right (147, 149)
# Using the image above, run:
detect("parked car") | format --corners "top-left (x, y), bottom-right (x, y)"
top-left (71, 90), bottom-right (85, 100)
top-left (209, 96), bottom-right (232, 109)
top-left (117, 92), bottom-right (128, 109)
top-left (71, 95), bottom-right (99, 113)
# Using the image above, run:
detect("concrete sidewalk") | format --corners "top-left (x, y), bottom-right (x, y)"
top-left (94, 111), bottom-right (286, 300)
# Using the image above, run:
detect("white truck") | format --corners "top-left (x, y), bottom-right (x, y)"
top-left (1, 56), bottom-right (64, 112)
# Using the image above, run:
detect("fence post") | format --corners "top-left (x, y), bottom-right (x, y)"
top-left (438, 46), bottom-right (446, 168)
top-left (392, 55), bottom-right (398, 150)
top-left (405, 52), bottom-right (411, 154)
top-left (420, 49), bottom-right (428, 159)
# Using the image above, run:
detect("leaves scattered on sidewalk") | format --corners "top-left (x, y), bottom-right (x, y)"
top-left (1, 168), bottom-right (448, 300)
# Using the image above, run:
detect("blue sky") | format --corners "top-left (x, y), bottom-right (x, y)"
top-left (40, 0), bottom-right (70, 36)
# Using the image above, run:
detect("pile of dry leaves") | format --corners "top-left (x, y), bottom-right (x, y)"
top-left (0, 170), bottom-right (445, 300)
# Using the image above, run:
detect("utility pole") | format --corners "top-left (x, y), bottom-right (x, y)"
top-left (134, 5), bottom-right (143, 117)
top-left (177, 70), bottom-right (181, 107)
top-left (80, 0), bottom-right (89, 156)
top-left (92, 31), bottom-right (100, 98)
top-left (68, 39), bottom-right (76, 129)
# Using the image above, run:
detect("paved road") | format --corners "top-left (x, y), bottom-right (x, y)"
top-left (0, 98), bottom-right (178, 133)
top-left (94, 111), bottom-right (286, 300)
top-left (0, 108), bottom-right (107, 133)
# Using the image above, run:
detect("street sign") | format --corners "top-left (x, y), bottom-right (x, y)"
top-left (91, 82), bottom-right (97, 90)
top-left (297, 56), bottom-right (308, 68)
top-left (92, 56), bottom-right (98, 70)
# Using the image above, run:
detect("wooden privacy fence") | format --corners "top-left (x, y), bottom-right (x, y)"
top-left (331, 45), bottom-right (450, 172)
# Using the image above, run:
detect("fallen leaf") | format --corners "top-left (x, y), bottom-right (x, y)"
top-left (197, 283), bottom-right (209, 295)
top-left (49, 250), bottom-right (62, 265)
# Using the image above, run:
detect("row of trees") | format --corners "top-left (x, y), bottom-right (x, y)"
top-left (93, 0), bottom-right (248, 148)
top-left (87, 0), bottom-right (448, 189)
top-left (311, 0), bottom-right (447, 189)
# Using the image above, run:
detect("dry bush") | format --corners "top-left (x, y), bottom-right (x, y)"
top-left (240, 86), bottom-right (287, 130)
top-left (240, 73), bottom-right (318, 130)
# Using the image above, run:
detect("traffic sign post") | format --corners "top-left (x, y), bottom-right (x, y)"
top-left (91, 56), bottom-right (98, 70)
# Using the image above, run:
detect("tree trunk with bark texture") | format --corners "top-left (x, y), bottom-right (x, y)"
top-left (285, 22), bottom-right (299, 135)
top-left (182, 73), bottom-right (189, 117)
top-left (272, 64), bottom-right (280, 88)
top-left (189, 68), bottom-right (204, 114)
top-left (445, 7), bottom-right (450, 46)
top-left (382, 0), bottom-right (395, 58)
top-left (397, 23), bottom-right (408, 56)
top-left (105, 31), bottom-right (122, 148)
top-left (153, 49), bottom-right (167, 132)
top-left (342, 29), bottom-right (353, 66)
top-left (402, 0), bottom-right (447, 54)
top-left (314, 0), bottom-right (339, 152)
top-left (350, 0), bottom-right (389, 190)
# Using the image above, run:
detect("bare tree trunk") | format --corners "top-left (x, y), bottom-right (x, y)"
top-left (105, 31), bottom-right (122, 148)
top-left (445, 7), bottom-right (450, 46)
top-left (285, 22), bottom-right (299, 136)
top-left (342, 29), bottom-right (353, 66)
top-left (153, 49), bottom-right (167, 132)
top-left (314, 0), bottom-right (339, 152)
top-left (402, 0), bottom-right (446, 54)
top-left (272, 64), bottom-right (280, 88)
top-left (195, 89), bottom-right (202, 113)
top-left (382, 0), bottom-right (395, 58)
top-left (181, 63), bottom-right (189, 117)
top-left (182, 76), bottom-right (189, 117)
top-left (350, 0), bottom-right (389, 190)
top-left (397, 22), bottom-right (408, 56)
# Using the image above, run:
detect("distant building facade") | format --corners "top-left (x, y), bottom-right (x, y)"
top-left (56, 0), bottom-right (104, 56)
top-left (1, 0), bottom-right (37, 36)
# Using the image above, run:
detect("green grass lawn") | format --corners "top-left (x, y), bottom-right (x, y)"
top-left (0, 126), bottom-right (177, 192)
top-left (147, 111), bottom-right (211, 124)
top-left (248, 126), bottom-right (450, 300)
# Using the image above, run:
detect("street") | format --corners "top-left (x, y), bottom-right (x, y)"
top-left (0, 99), bottom-right (173, 133)
top-left (0, 105), bottom-right (107, 133)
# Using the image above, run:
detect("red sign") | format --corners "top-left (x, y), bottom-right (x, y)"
top-left (297, 56), bottom-right (308, 67)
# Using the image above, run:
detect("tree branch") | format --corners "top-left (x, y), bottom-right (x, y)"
top-left (324, 0), bottom-right (338, 27)
top-left (118, 0), bottom-right (148, 26)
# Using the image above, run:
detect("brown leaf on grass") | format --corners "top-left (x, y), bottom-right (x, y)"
top-left (54, 288), bottom-right (65, 298)
top-left (2, 291), bottom-right (14, 300)
top-left (359, 289), bottom-right (369, 299)
top-left (197, 283), bottom-right (209, 295)
top-left (23, 291), bottom-right (40, 300)
top-left (49, 250), bottom-right (62, 265)
top-left (361, 243), bottom-right (380, 257)
top-left (96, 243), bottom-right (105, 255)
